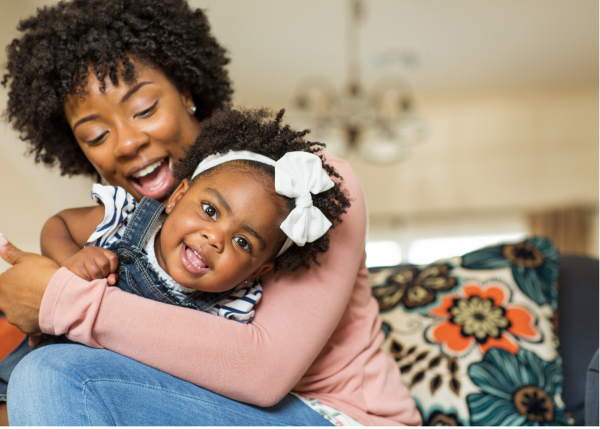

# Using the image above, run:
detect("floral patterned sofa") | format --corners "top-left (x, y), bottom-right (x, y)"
top-left (369, 236), bottom-right (599, 426)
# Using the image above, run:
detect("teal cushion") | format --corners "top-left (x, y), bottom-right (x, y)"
top-left (370, 236), bottom-right (571, 426)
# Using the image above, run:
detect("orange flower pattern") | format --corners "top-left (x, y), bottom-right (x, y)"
top-left (426, 281), bottom-right (541, 357)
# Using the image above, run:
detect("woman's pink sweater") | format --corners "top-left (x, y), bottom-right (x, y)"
top-left (38, 158), bottom-right (421, 426)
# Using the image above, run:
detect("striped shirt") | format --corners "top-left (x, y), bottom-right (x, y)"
top-left (85, 184), bottom-right (262, 323)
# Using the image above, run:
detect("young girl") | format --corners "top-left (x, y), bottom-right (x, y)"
top-left (43, 107), bottom-right (350, 321)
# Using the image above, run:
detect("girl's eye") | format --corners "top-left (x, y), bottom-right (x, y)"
top-left (86, 131), bottom-right (108, 146)
top-left (234, 237), bottom-right (252, 252)
top-left (202, 203), bottom-right (217, 220)
top-left (134, 100), bottom-right (158, 118)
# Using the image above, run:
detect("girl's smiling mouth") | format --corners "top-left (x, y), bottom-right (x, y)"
top-left (180, 243), bottom-right (210, 275)
top-left (129, 157), bottom-right (175, 200)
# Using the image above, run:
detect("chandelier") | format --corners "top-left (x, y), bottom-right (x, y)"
top-left (290, 0), bottom-right (426, 163)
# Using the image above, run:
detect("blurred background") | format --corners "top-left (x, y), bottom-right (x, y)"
top-left (0, 0), bottom-right (598, 272)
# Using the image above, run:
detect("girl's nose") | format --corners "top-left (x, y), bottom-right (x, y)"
top-left (203, 226), bottom-right (225, 253)
top-left (113, 122), bottom-right (149, 158)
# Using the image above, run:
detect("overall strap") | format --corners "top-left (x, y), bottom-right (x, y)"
top-left (119, 197), bottom-right (166, 249)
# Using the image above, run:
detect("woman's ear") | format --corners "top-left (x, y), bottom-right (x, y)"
top-left (181, 90), bottom-right (196, 116)
top-left (165, 179), bottom-right (190, 214)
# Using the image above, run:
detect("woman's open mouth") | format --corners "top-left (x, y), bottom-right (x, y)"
top-left (129, 157), bottom-right (175, 201)
top-left (180, 243), bottom-right (210, 275)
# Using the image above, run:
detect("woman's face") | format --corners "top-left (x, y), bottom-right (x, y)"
top-left (64, 63), bottom-right (200, 204)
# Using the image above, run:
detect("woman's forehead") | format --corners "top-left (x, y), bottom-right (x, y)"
top-left (63, 64), bottom-right (175, 116)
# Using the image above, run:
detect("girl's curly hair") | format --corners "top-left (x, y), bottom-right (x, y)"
top-left (174, 107), bottom-right (351, 272)
top-left (2, 0), bottom-right (231, 178)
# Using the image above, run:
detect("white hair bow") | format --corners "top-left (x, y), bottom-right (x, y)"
top-left (274, 152), bottom-right (334, 255)
top-left (192, 150), bottom-right (334, 256)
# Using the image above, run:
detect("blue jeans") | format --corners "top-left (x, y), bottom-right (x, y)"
top-left (8, 344), bottom-right (333, 426)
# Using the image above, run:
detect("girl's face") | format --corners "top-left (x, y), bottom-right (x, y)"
top-left (157, 167), bottom-right (288, 293)
top-left (63, 63), bottom-right (200, 204)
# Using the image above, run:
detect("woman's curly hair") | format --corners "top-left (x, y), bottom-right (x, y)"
top-left (2, 0), bottom-right (231, 178)
top-left (175, 107), bottom-right (352, 272)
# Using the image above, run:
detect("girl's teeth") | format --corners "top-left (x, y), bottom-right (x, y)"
top-left (187, 247), bottom-right (208, 269)
top-left (133, 160), bottom-right (163, 178)
top-left (192, 250), bottom-right (205, 269)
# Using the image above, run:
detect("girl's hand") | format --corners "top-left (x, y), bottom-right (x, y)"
top-left (0, 235), bottom-right (59, 336)
top-left (62, 247), bottom-right (119, 285)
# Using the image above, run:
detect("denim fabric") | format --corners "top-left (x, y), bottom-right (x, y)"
top-left (8, 345), bottom-right (333, 426)
top-left (0, 340), bottom-right (31, 402)
top-left (0, 197), bottom-right (230, 402)
top-left (0, 336), bottom-right (71, 402)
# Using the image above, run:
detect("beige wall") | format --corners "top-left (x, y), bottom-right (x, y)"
top-left (351, 87), bottom-right (598, 216)
top-left (353, 86), bottom-right (599, 257)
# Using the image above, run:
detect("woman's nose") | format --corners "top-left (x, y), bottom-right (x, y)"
top-left (113, 121), bottom-right (149, 158)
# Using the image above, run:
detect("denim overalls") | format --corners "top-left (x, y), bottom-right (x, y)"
top-left (0, 197), bottom-right (230, 401)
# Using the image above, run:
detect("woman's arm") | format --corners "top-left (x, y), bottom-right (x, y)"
top-left (39, 158), bottom-right (367, 407)
top-left (40, 207), bottom-right (105, 265)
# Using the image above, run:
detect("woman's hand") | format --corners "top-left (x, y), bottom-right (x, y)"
top-left (0, 235), bottom-right (59, 335)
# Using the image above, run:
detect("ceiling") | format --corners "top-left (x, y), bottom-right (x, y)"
top-left (192, 0), bottom-right (599, 106)
top-left (2, 0), bottom-right (598, 108)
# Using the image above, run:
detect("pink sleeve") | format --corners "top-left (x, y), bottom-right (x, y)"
top-left (40, 159), bottom-right (367, 407)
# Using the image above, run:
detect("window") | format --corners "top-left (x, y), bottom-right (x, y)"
top-left (365, 241), bottom-right (402, 268)
top-left (408, 233), bottom-right (526, 264)
top-left (365, 233), bottom-right (527, 267)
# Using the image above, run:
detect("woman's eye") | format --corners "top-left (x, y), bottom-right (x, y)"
top-left (134, 100), bottom-right (158, 118)
top-left (234, 237), bottom-right (251, 252)
top-left (202, 203), bottom-right (217, 220)
top-left (86, 132), bottom-right (108, 146)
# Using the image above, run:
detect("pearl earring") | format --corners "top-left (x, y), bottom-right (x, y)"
top-left (190, 105), bottom-right (197, 113)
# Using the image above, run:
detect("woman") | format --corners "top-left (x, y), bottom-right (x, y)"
top-left (0, 0), bottom-right (420, 425)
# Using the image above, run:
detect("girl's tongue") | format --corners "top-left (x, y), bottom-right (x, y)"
top-left (131, 158), bottom-right (175, 200)
top-left (185, 247), bottom-right (207, 269)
